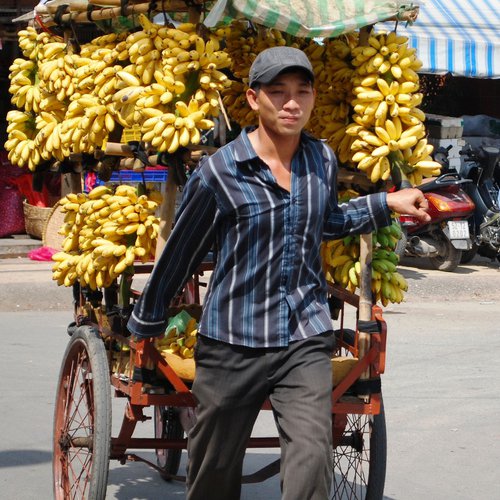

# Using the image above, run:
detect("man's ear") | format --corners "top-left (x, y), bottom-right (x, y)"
top-left (246, 87), bottom-right (259, 111)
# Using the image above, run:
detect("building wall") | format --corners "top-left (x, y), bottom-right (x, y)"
top-left (420, 74), bottom-right (500, 120)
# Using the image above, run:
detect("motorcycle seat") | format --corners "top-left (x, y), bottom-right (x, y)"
top-left (419, 173), bottom-right (472, 193)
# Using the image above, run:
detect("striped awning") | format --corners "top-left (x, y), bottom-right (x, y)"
top-left (380, 0), bottom-right (500, 78)
top-left (204, 0), bottom-right (417, 39)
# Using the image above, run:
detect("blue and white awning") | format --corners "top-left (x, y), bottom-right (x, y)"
top-left (381, 0), bottom-right (500, 78)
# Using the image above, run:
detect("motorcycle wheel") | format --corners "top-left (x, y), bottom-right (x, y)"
top-left (429, 235), bottom-right (462, 272)
top-left (460, 243), bottom-right (478, 264)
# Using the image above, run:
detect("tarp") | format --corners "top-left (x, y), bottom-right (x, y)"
top-left (380, 0), bottom-right (500, 78)
top-left (204, 0), bottom-right (417, 39)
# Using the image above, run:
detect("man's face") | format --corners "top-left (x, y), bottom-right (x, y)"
top-left (247, 71), bottom-right (315, 137)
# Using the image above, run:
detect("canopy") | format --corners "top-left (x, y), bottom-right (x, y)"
top-left (204, 0), bottom-right (417, 39)
top-left (380, 0), bottom-right (500, 78)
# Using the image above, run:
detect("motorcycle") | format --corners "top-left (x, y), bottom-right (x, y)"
top-left (448, 144), bottom-right (500, 263)
top-left (396, 172), bottom-right (476, 271)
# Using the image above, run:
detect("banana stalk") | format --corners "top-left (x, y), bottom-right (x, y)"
top-left (388, 150), bottom-right (413, 189)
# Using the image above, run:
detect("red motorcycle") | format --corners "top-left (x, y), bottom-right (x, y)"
top-left (396, 173), bottom-right (476, 271)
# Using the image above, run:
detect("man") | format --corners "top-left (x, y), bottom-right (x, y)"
top-left (127, 46), bottom-right (429, 499)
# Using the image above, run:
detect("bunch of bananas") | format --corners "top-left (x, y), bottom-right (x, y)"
top-left (4, 110), bottom-right (40, 170)
top-left (79, 32), bottom-right (127, 62)
top-left (5, 32), bottom-right (77, 168)
top-left (343, 31), bottom-right (441, 185)
top-left (322, 219), bottom-right (408, 306)
top-left (38, 53), bottom-right (81, 102)
top-left (61, 95), bottom-right (116, 154)
top-left (34, 111), bottom-right (65, 161)
top-left (108, 17), bottom-right (231, 152)
top-left (17, 26), bottom-right (39, 60)
top-left (52, 184), bottom-right (161, 289)
top-left (109, 16), bottom-right (231, 112)
top-left (17, 26), bottom-right (61, 61)
top-left (156, 315), bottom-right (198, 359)
top-left (221, 21), bottom-right (295, 127)
top-left (219, 21), bottom-right (290, 80)
top-left (141, 99), bottom-right (214, 153)
top-left (6, 15), bottom-right (232, 168)
top-left (8, 58), bottom-right (41, 113)
top-left (305, 36), bottom-right (358, 163)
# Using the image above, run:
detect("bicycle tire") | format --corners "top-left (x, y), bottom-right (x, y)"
top-left (53, 325), bottom-right (111, 500)
top-left (154, 406), bottom-right (184, 481)
top-left (331, 404), bottom-right (387, 500)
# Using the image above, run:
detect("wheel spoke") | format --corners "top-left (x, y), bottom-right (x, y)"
top-left (331, 414), bottom-right (373, 499)
top-left (54, 328), bottom-right (111, 500)
top-left (58, 348), bottom-right (95, 499)
top-left (63, 352), bottom-right (91, 434)
top-left (69, 449), bottom-right (92, 499)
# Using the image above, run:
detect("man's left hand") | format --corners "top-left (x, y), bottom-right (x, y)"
top-left (386, 188), bottom-right (431, 222)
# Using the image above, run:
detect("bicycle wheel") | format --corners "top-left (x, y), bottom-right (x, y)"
top-left (331, 404), bottom-right (387, 500)
top-left (53, 325), bottom-right (111, 500)
top-left (154, 406), bottom-right (184, 481)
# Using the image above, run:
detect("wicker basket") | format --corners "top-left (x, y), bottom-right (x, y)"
top-left (42, 203), bottom-right (66, 250)
top-left (22, 201), bottom-right (52, 240)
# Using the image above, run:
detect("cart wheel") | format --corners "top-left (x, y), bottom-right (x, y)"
top-left (331, 404), bottom-right (387, 500)
top-left (154, 406), bottom-right (184, 481)
top-left (332, 329), bottom-right (387, 499)
top-left (53, 325), bottom-right (111, 500)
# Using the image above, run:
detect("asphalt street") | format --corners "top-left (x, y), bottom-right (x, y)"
top-left (0, 255), bottom-right (499, 499)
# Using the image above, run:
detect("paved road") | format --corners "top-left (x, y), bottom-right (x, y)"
top-left (0, 255), bottom-right (499, 499)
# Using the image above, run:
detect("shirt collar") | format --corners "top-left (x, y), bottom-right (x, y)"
top-left (233, 126), bottom-right (314, 166)
top-left (233, 127), bottom-right (259, 164)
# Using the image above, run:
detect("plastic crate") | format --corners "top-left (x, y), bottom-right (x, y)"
top-left (108, 169), bottom-right (168, 183)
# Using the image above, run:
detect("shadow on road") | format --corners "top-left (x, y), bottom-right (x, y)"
top-left (0, 449), bottom-right (51, 468)
top-left (399, 255), bottom-right (499, 275)
top-left (108, 451), bottom-right (283, 499)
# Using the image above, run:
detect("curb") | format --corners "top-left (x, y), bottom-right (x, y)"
top-left (0, 235), bottom-right (43, 259)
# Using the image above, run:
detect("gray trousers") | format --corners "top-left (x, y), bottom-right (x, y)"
top-left (186, 331), bottom-right (335, 500)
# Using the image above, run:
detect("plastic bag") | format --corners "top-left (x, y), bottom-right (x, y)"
top-left (204, 0), bottom-right (414, 38)
top-left (28, 246), bottom-right (58, 261)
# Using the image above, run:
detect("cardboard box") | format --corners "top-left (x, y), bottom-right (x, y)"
top-left (426, 114), bottom-right (464, 139)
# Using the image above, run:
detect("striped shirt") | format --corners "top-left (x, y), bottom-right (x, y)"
top-left (127, 128), bottom-right (392, 347)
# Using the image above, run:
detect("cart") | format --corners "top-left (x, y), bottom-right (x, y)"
top-left (52, 256), bottom-right (388, 500)
top-left (38, 1), bottom-right (421, 497)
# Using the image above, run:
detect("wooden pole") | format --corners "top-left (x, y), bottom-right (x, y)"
top-left (154, 5), bottom-right (202, 263)
top-left (356, 26), bottom-right (374, 387)
top-left (35, 0), bottom-right (199, 25)
top-left (358, 233), bottom-right (373, 382)
top-left (154, 169), bottom-right (178, 259)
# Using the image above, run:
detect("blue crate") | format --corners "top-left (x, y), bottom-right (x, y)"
top-left (108, 169), bottom-right (168, 183)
